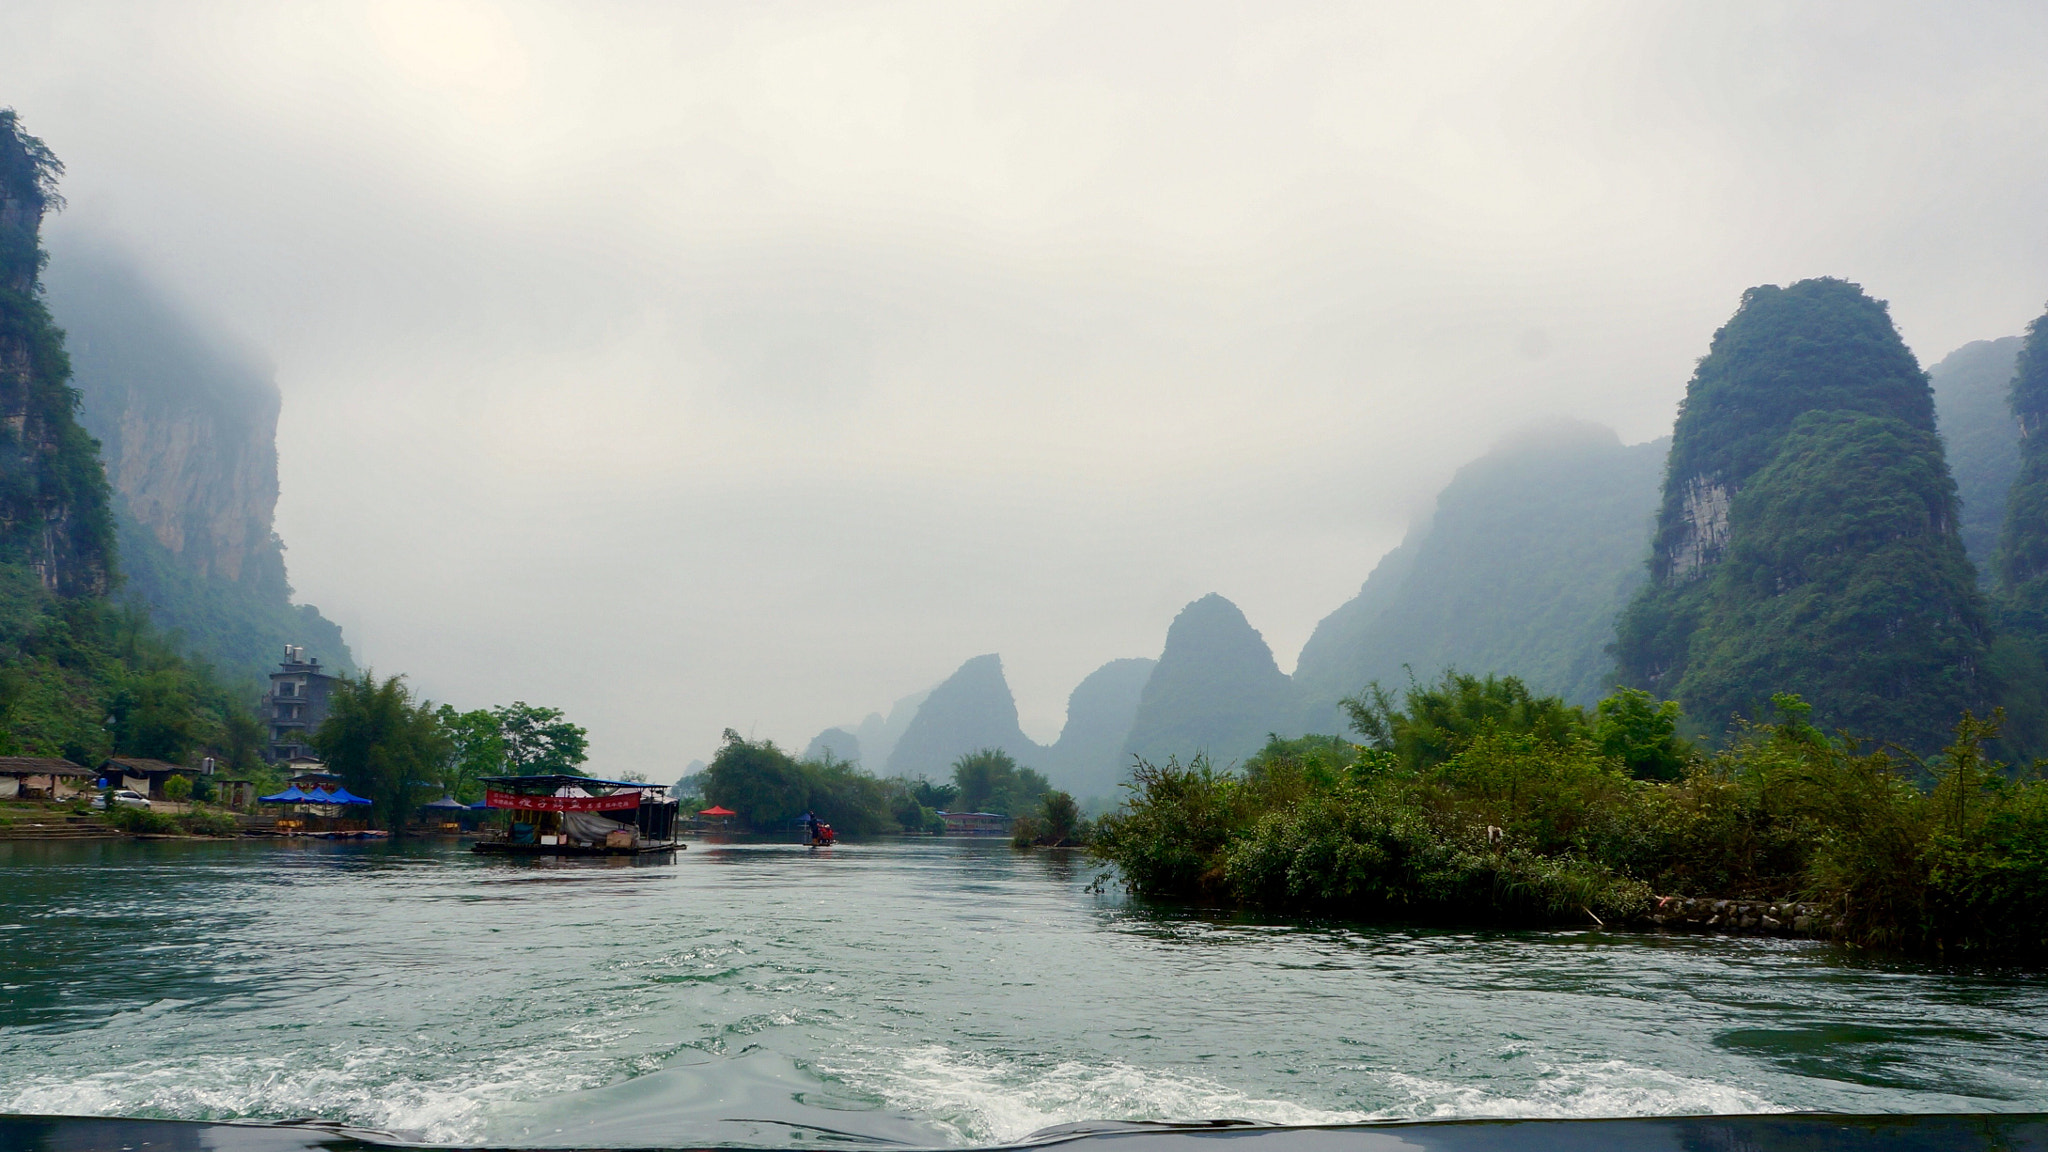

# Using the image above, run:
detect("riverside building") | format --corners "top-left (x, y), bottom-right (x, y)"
top-left (263, 646), bottom-right (338, 763)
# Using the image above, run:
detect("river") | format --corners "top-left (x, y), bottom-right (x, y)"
top-left (1, 838), bottom-right (2043, 1147)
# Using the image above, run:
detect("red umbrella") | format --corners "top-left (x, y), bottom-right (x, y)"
top-left (698, 805), bottom-right (737, 816)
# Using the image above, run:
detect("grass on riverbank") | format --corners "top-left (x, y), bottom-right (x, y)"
top-left (103, 805), bottom-right (240, 837)
top-left (1092, 674), bottom-right (2048, 960)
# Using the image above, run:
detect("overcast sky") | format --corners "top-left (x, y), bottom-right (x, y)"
top-left (4, 1), bottom-right (2046, 769)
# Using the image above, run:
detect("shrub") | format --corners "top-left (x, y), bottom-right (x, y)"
top-left (1093, 682), bottom-right (2048, 959)
top-left (162, 774), bottom-right (192, 803)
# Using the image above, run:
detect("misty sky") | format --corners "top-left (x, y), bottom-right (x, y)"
top-left (4, 2), bottom-right (2047, 771)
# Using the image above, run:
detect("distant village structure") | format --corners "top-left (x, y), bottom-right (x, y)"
top-left (263, 646), bottom-right (338, 763)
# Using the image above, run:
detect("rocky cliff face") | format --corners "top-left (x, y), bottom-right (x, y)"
top-left (40, 239), bottom-right (352, 681)
top-left (1123, 594), bottom-right (1294, 767)
top-left (1615, 278), bottom-right (1987, 748)
top-left (886, 654), bottom-right (1044, 779)
top-left (1293, 422), bottom-right (1665, 729)
top-left (1044, 656), bottom-right (1155, 801)
top-left (0, 113), bottom-right (112, 598)
top-left (46, 246), bottom-right (284, 591)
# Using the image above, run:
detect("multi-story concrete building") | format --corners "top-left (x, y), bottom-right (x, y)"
top-left (263, 646), bottom-right (338, 763)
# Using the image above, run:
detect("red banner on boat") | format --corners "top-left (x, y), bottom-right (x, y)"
top-left (485, 788), bottom-right (641, 812)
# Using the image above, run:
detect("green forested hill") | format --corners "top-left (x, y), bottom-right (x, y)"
top-left (1615, 278), bottom-right (1988, 749)
top-left (0, 112), bottom-right (112, 598)
top-left (1292, 422), bottom-right (1665, 730)
top-left (0, 110), bottom-right (256, 768)
top-left (1930, 337), bottom-right (2022, 575)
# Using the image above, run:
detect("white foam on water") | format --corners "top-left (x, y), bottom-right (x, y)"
top-left (824, 1044), bottom-right (1373, 1145)
top-left (0, 1041), bottom-right (613, 1144)
top-left (824, 1045), bottom-right (1788, 1146)
top-left (1365, 1059), bottom-right (1786, 1121)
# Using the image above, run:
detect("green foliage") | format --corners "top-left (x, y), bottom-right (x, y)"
top-left (1343, 670), bottom-right (1592, 772)
top-left (433, 704), bottom-right (506, 801)
top-left (311, 673), bottom-right (452, 832)
top-left (1618, 279), bottom-right (1990, 752)
top-left (106, 803), bottom-right (237, 837)
top-left (1012, 789), bottom-right (1086, 847)
top-left (491, 701), bottom-right (588, 776)
top-left (907, 776), bottom-right (957, 811)
top-left (160, 773), bottom-right (191, 803)
top-left (702, 729), bottom-right (908, 836)
top-left (950, 748), bottom-right (1051, 816)
top-left (0, 560), bottom-right (258, 768)
top-left (1095, 680), bottom-right (2048, 957)
top-left (1595, 688), bottom-right (1691, 780)
top-left (0, 109), bottom-right (65, 214)
top-left (0, 111), bottom-right (114, 598)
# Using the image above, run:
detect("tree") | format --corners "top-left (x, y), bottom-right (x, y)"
top-left (1594, 688), bottom-right (1692, 780)
top-left (108, 668), bottom-right (204, 763)
top-left (703, 729), bottom-right (809, 829)
top-left (951, 748), bottom-right (1051, 816)
top-left (313, 673), bottom-right (452, 832)
top-left (1344, 670), bottom-right (1589, 771)
top-left (434, 704), bottom-right (506, 800)
top-left (491, 701), bottom-right (588, 776)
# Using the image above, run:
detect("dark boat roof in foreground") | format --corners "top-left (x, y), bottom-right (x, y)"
top-left (3, 1110), bottom-right (2042, 1152)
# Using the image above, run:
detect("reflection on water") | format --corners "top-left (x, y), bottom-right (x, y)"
top-left (1, 838), bottom-right (2044, 1147)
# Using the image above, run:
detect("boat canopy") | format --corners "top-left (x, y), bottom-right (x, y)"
top-left (258, 786), bottom-right (308, 803)
top-left (478, 774), bottom-right (665, 813)
top-left (326, 787), bottom-right (372, 806)
top-left (423, 795), bottom-right (469, 810)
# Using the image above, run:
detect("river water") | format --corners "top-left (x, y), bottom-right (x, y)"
top-left (1, 838), bottom-right (2044, 1147)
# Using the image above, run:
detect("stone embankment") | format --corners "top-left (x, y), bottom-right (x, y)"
top-left (0, 813), bottom-right (120, 840)
top-left (1635, 895), bottom-right (1840, 939)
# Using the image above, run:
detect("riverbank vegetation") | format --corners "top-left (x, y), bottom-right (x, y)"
top-left (702, 729), bottom-right (944, 834)
top-left (1092, 671), bottom-right (2048, 960)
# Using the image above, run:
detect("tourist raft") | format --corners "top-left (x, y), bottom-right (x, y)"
top-left (470, 774), bottom-right (681, 856)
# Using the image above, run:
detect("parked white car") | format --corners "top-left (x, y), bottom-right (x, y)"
top-left (92, 789), bottom-right (151, 810)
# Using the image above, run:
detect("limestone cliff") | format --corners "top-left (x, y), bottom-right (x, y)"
top-left (0, 112), bottom-right (113, 598)
top-left (1123, 594), bottom-right (1294, 767)
top-left (40, 239), bottom-right (352, 682)
top-left (886, 654), bottom-right (1044, 779)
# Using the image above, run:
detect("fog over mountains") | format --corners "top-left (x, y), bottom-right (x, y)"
top-left (809, 299), bottom-right (2048, 799)
top-left (808, 418), bottom-right (1679, 801)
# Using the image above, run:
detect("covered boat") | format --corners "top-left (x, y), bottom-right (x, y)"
top-left (470, 775), bottom-right (680, 856)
